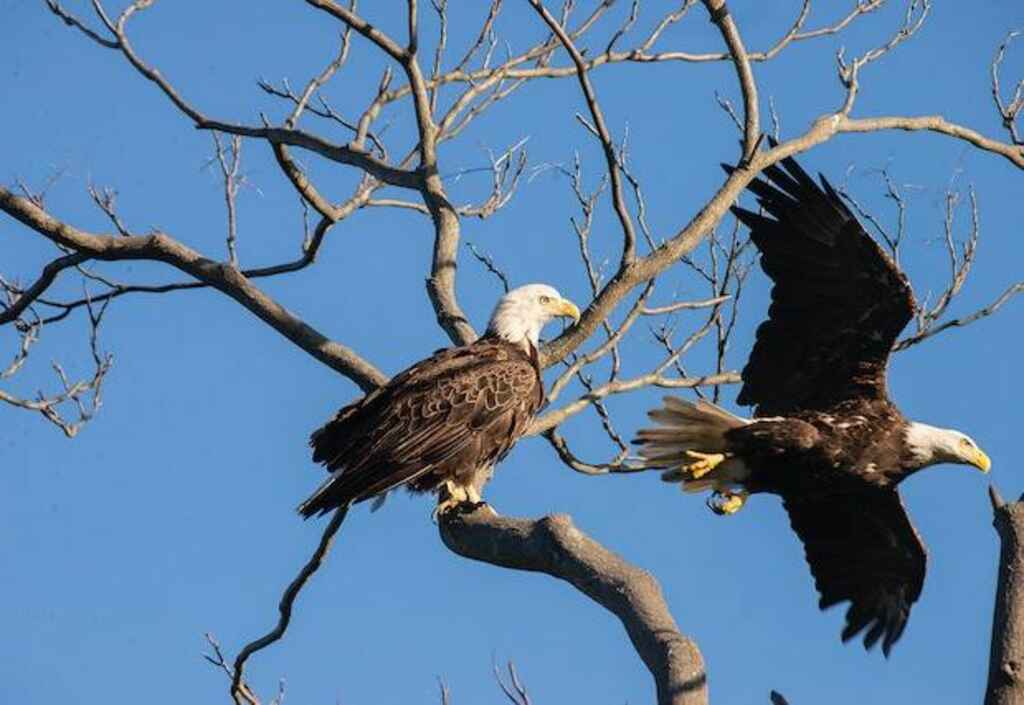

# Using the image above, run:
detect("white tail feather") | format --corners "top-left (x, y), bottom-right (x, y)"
top-left (636, 397), bottom-right (748, 460)
top-left (635, 397), bottom-right (751, 494)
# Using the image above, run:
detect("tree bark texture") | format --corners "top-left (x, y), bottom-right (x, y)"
top-left (987, 487), bottom-right (1024, 705)
top-left (439, 506), bottom-right (707, 705)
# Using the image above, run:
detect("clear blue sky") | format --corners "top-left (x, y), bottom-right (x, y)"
top-left (2, 2), bottom-right (1022, 703)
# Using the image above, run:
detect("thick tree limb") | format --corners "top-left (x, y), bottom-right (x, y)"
top-left (986, 486), bottom-right (1024, 705)
top-left (439, 506), bottom-right (707, 705)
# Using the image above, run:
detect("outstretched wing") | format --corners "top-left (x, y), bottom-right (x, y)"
top-left (728, 150), bottom-right (916, 416)
top-left (299, 338), bottom-right (541, 517)
top-left (781, 487), bottom-right (927, 656)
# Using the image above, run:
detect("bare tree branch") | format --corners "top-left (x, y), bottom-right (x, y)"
top-left (986, 486), bottom-right (1024, 705)
top-left (494, 661), bottom-right (532, 705)
top-left (0, 188), bottom-right (387, 391)
top-left (703, 0), bottom-right (760, 162)
top-left (895, 281), bottom-right (1024, 352)
top-left (527, 0), bottom-right (639, 265)
top-left (45, 0), bottom-right (118, 48)
top-left (231, 508), bottom-right (348, 705)
top-left (835, 0), bottom-right (932, 115)
top-left (210, 133), bottom-right (244, 267)
top-left (530, 371), bottom-right (740, 436)
top-left (0, 291), bottom-right (113, 437)
top-left (0, 252), bottom-right (90, 325)
top-left (992, 30), bottom-right (1024, 146)
top-left (439, 506), bottom-right (707, 705)
top-left (15, 6), bottom-right (1024, 703)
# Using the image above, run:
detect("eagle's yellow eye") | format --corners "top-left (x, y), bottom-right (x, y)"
top-left (539, 295), bottom-right (551, 304)
top-left (960, 438), bottom-right (973, 448)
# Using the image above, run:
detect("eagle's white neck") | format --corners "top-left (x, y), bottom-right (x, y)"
top-left (484, 283), bottom-right (575, 351)
top-left (486, 309), bottom-right (544, 348)
top-left (904, 421), bottom-right (960, 468)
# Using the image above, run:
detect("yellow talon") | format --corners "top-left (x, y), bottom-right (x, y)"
top-left (709, 490), bottom-right (749, 515)
top-left (684, 450), bottom-right (727, 479)
top-left (433, 481), bottom-right (470, 521)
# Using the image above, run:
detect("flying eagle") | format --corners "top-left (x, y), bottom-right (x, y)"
top-left (634, 152), bottom-right (991, 656)
top-left (298, 284), bottom-right (580, 518)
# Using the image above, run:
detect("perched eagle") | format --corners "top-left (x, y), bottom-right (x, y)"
top-left (298, 284), bottom-right (580, 518)
top-left (635, 152), bottom-right (991, 656)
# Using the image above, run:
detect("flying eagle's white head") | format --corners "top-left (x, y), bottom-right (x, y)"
top-left (486, 283), bottom-right (581, 348)
top-left (905, 422), bottom-right (991, 473)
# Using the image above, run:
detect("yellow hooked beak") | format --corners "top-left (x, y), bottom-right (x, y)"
top-left (972, 447), bottom-right (992, 473)
top-left (549, 298), bottom-right (581, 324)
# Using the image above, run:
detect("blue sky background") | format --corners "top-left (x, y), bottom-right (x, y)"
top-left (2, 2), bottom-right (1022, 703)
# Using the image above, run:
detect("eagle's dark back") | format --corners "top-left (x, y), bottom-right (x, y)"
top-left (299, 335), bottom-right (543, 517)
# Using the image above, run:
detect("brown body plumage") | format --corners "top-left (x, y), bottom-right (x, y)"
top-left (300, 337), bottom-right (543, 517)
top-left (635, 147), bottom-right (990, 656)
top-left (298, 283), bottom-right (579, 519)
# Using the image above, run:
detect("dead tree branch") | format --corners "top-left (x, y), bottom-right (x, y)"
top-left (439, 506), bottom-right (707, 705)
top-left (986, 486), bottom-right (1024, 705)
top-left (0, 188), bottom-right (386, 391)
top-left (0, 290), bottom-right (112, 437)
top-left (703, 0), bottom-right (760, 162)
top-left (230, 508), bottom-right (348, 705)
top-left (992, 30), bottom-right (1024, 146)
top-left (210, 133), bottom-right (245, 267)
top-left (7, 5), bottom-right (1023, 703)
top-left (527, 0), bottom-right (639, 265)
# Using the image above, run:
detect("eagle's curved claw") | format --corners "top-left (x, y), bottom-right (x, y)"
top-left (708, 489), bottom-right (749, 516)
top-left (433, 482), bottom-right (493, 522)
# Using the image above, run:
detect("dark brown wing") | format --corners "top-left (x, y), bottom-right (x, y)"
top-left (728, 150), bottom-right (916, 416)
top-left (782, 487), bottom-right (927, 656)
top-left (298, 337), bottom-right (542, 517)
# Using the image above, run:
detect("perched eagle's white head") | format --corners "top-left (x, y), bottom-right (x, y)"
top-left (486, 283), bottom-right (580, 348)
top-left (905, 422), bottom-right (991, 473)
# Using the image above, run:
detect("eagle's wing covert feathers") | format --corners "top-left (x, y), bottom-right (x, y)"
top-left (728, 146), bottom-right (916, 416)
top-left (301, 340), bottom-right (540, 515)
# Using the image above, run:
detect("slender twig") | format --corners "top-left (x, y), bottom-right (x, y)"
top-left (527, 0), bottom-right (639, 265)
top-left (231, 507), bottom-right (348, 703)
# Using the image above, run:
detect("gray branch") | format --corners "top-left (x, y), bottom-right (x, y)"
top-left (439, 505), bottom-right (707, 705)
top-left (986, 485), bottom-right (1024, 705)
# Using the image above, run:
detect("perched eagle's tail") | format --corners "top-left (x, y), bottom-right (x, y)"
top-left (297, 470), bottom-right (344, 519)
top-left (633, 397), bottom-right (751, 491)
